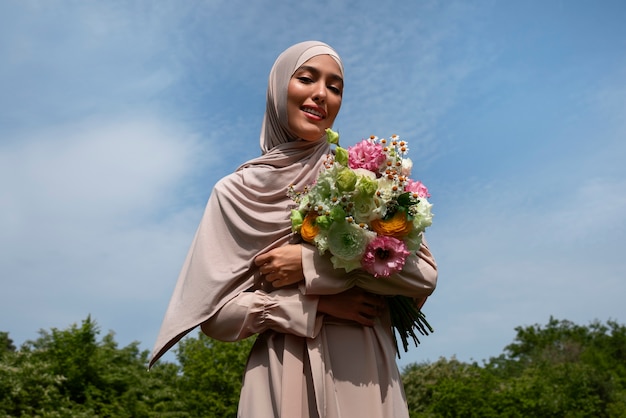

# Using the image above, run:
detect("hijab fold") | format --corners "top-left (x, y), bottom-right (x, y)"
top-left (149, 41), bottom-right (343, 367)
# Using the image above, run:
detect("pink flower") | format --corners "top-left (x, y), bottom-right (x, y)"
top-left (405, 179), bottom-right (430, 198)
top-left (361, 235), bottom-right (410, 278)
top-left (347, 140), bottom-right (386, 172)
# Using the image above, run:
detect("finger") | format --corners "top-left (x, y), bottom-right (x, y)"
top-left (370, 300), bottom-right (386, 312)
top-left (355, 314), bottom-right (375, 327)
top-left (264, 270), bottom-right (280, 282)
top-left (266, 269), bottom-right (289, 283)
top-left (259, 263), bottom-right (273, 275)
top-left (271, 277), bottom-right (288, 288)
top-left (359, 304), bottom-right (381, 318)
top-left (364, 294), bottom-right (386, 309)
top-left (272, 273), bottom-right (298, 288)
top-left (254, 253), bottom-right (271, 266)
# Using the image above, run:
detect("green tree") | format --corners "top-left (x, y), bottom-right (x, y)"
top-left (9, 315), bottom-right (623, 417)
top-left (403, 357), bottom-right (499, 417)
top-left (173, 332), bottom-right (256, 417)
top-left (0, 317), bottom-right (183, 417)
top-left (1, 318), bottom-right (257, 417)
top-left (496, 317), bottom-right (626, 416)
top-left (0, 332), bottom-right (15, 355)
top-left (402, 318), bottom-right (626, 417)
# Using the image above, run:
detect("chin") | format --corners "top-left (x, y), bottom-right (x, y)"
top-left (301, 133), bottom-right (325, 142)
top-left (290, 122), bottom-right (330, 141)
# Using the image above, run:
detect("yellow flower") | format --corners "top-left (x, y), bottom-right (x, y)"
top-left (300, 212), bottom-right (320, 243)
top-left (371, 210), bottom-right (413, 238)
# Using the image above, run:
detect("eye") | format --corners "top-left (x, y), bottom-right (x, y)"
top-left (297, 76), bottom-right (314, 84)
top-left (328, 85), bottom-right (342, 95)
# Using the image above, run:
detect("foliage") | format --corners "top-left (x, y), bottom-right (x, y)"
top-left (403, 357), bottom-right (495, 417)
top-left (2, 316), bottom-right (625, 416)
top-left (402, 317), bottom-right (626, 417)
top-left (0, 332), bottom-right (15, 355)
top-left (174, 332), bottom-right (256, 417)
top-left (0, 317), bottom-right (183, 417)
top-left (0, 318), bottom-right (255, 417)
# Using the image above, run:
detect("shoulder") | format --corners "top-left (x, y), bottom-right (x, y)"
top-left (212, 166), bottom-right (272, 197)
top-left (212, 171), bottom-right (243, 197)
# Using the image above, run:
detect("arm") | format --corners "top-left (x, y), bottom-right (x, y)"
top-left (202, 243), bottom-right (391, 341)
top-left (201, 285), bottom-right (386, 342)
top-left (200, 288), bottom-right (321, 342)
top-left (300, 237), bottom-right (438, 299)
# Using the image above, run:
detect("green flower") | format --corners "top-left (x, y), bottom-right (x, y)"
top-left (355, 174), bottom-right (378, 198)
top-left (330, 255), bottom-right (363, 272)
top-left (316, 214), bottom-right (332, 230)
top-left (403, 228), bottom-right (424, 252)
top-left (336, 167), bottom-right (357, 193)
top-left (327, 221), bottom-right (374, 264)
top-left (290, 209), bottom-right (304, 232)
top-left (314, 233), bottom-right (329, 254)
top-left (296, 194), bottom-right (312, 212)
top-left (325, 128), bottom-right (340, 145)
top-left (335, 146), bottom-right (349, 166)
top-left (311, 170), bottom-right (335, 200)
top-left (329, 205), bottom-right (347, 222)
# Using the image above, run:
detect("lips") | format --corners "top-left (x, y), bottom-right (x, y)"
top-left (302, 106), bottom-right (326, 119)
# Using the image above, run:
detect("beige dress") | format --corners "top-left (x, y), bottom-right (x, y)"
top-left (202, 243), bottom-right (437, 418)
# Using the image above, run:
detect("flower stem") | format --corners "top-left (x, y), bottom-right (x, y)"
top-left (387, 295), bottom-right (434, 358)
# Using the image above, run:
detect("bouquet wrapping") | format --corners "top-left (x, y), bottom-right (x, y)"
top-left (289, 129), bottom-right (434, 354)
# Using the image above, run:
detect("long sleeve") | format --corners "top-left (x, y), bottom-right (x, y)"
top-left (300, 238), bottom-right (437, 298)
top-left (200, 288), bottom-right (323, 342)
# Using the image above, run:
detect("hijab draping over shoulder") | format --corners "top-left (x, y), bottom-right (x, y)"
top-left (149, 41), bottom-right (344, 368)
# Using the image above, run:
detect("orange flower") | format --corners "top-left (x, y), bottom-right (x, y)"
top-left (371, 210), bottom-right (413, 238)
top-left (300, 212), bottom-right (320, 243)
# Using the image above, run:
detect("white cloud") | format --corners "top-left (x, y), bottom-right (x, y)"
top-left (545, 177), bottom-right (626, 242)
top-left (2, 115), bottom-right (199, 224)
top-left (0, 113), bottom-right (211, 345)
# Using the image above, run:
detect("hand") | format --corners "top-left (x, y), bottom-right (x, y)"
top-left (254, 244), bottom-right (304, 288)
top-left (317, 287), bottom-right (386, 327)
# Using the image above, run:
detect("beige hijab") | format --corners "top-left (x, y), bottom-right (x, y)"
top-left (149, 41), bottom-right (344, 367)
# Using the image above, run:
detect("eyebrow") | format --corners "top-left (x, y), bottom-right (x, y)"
top-left (296, 65), bottom-right (344, 85)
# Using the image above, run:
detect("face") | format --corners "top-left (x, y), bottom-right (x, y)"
top-left (287, 54), bottom-right (343, 141)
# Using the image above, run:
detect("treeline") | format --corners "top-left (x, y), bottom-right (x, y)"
top-left (1, 316), bottom-right (625, 417)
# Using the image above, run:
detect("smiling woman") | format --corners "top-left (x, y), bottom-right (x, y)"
top-left (287, 55), bottom-right (343, 141)
top-left (150, 41), bottom-right (437, 418)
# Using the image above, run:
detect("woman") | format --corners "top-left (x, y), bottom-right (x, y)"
top-left (150, 41), bottom-right (437, 418)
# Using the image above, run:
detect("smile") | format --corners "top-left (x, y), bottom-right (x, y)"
top-left (302, 107), bottom-right (325, 119)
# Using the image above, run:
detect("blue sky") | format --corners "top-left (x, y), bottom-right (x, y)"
top-left (1, 0), bottom-right (625, 369)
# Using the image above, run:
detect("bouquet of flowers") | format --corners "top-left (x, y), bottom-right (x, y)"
top-left (289, 128), bottom-right (434, 354)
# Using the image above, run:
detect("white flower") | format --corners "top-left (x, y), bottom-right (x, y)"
top-left (401, 157), bottom-right (413, 177)
top-left (376, 178), bottom-right (395, 200)
top-left (352, 168), bottom-right (377, 179)
top-left (353, 194), bottom-right (380, 224)
top-left (411, 199), bottom-right (434, 231)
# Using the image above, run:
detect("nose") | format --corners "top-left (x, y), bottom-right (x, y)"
top-left (312, 83), bottom-right (327, 103)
